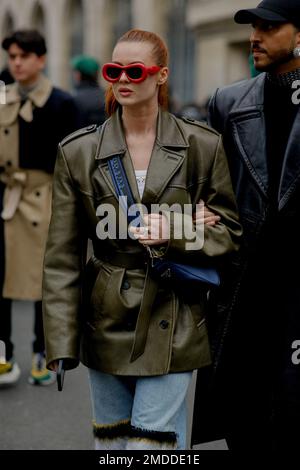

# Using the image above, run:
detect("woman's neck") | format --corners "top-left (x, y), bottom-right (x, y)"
top-left (122, 103), bottom-right (159, 137)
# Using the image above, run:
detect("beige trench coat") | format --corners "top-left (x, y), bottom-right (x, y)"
top-left (0, 76), bottom-right (53, 300)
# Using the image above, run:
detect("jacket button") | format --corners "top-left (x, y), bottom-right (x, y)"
top-left (159, 320), bottom-right (169, 330)
top-left (6, 160), bottom-right (12, 167)
top-left (4, 129), bottom-right (9, 135)
top-left (32, 221), bottom-right (38, 227)
top-left (121, 280), bottom-right (131, 290)
top-left (35, 191), bottom-right (41, 197)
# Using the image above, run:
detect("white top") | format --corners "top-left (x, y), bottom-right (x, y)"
top-left (135, 170), bottom-right (147, 198)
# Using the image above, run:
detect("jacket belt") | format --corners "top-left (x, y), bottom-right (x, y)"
top-left (0, 169), bottom-right (52, 221)
top-left (0, 171), bottom-right (27, 220)
top-left (94, 250), bottom-right (158, 362)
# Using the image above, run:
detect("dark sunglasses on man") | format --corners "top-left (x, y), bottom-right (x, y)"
top-left (102, 62), bottom-right (161, 83)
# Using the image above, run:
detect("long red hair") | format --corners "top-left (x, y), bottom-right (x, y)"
top-left (105, 29), bottom-right (169, 116)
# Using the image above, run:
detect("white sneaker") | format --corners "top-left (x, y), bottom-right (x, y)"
top-left (28, 353), bottom-right (56, 386)
top-left (0, 360), bottom-right (21, 386)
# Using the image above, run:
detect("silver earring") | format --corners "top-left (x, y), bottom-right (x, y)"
top-left (293, 47), bottom-right (300, 58)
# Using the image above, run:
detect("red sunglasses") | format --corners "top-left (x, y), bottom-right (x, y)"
top-left (102, 62), bottom-right (161, 83)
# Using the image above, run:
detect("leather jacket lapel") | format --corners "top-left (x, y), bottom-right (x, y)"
top-left (141, 143), bottom-right (186, 205)
top-left (228, 74), bottom-right (269, 199)
top-left (230, 106), bottom-right (268, 197)
top-left (95, 116), bottom-right (142, 205)
top-left (142, 110), bottom-right (188, 204)
top-left (278, 106), bottom-right (300, 210)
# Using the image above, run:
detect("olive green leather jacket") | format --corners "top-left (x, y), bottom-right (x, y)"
top-left (43, 109), bottom-right (242, 375)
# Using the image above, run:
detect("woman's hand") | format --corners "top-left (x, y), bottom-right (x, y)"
top-left (130, 202), bottom-right (219, 246)
top-left (129, 213), bottom-right (169, 246)
top-left (193, 200), bottom-right (221, 227)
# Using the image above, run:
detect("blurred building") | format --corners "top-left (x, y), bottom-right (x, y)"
top-left (188, 0), bottom-right (257, 103)
top-left (0, 0), bottom-right (256, 108)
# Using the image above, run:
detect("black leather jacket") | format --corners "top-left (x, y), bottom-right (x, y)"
top-left (208, 73), bottom-right (300, 251)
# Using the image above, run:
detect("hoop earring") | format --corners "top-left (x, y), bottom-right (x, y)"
top-left (293, 47), bottom-right (300, 58)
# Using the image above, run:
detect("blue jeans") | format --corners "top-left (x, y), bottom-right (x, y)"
top-left (88, 369), bottom-right (193, 450)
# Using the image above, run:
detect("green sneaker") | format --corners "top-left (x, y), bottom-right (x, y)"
top-left (28, 353), bottom-right (55, 386)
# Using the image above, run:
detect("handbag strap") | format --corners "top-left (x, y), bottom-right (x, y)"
top-left (107, 155), bottom-right (144, 226)
top-left (107, 156), bottom-right (136, 218)
top-left (106, 154), bottom-right (158, 363)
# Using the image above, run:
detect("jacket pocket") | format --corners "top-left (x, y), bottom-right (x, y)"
top-left (88, 260), bottom-right (112, 324)
top-left (99, 268), bottom-right (144, 325)
top-left (178, 299), bottom-right (206, 331)
top-left (187, 300), bottom-right (207, 329)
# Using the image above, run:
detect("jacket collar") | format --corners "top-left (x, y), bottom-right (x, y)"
top-left (95, 108), bottom-right (189, 206)
top-left (1, 75), bottom-right (52, 124)
top-left (230, 73), bottom-right (265, 110)
top-left (95, 107), bottom-right (189, 160)
top-left (6, 75), bottom-right (52, 107)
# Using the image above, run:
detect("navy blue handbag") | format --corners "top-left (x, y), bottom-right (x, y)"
top-left (107, 155), bottom-right (220, 288)
top-left (149, 257), bottom-right (220, 287)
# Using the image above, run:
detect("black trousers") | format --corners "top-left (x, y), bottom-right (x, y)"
top-left (0, 299), bottom-right (45, 361)
top-left (223, 251), bottom-right (300, 451)
top-left (0, 182), bottom-right (45, 360)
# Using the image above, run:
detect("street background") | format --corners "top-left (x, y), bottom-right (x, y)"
top-left (0, 0), bottom-right (255, 113)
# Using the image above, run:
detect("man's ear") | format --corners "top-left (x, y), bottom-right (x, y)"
top-left (296, 27), bottom-right (300, 47)
top-left (38, 54), bottom-right (47, 71)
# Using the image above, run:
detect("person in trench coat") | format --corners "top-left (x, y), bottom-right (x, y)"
top-left (43, 29), bottom-right (241, 450)
top-left (0, 30), bottom-right (78, 387)
top-left (192, 0), bottom-right (300, 451)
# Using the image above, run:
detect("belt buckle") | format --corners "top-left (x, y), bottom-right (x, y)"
top-left (146, 246), bottom-right (164, 268)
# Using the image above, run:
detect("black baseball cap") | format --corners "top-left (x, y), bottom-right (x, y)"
top-left (234, 0), bottom-right (300, 27)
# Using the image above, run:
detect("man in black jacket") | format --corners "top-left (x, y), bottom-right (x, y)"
top-left (193, 0), bottom-right (300, 451)
top-left (0, 30), bottom-right (79, 387)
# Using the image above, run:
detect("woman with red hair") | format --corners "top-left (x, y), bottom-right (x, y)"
top-left (42, 29), bottom-right (241, 450)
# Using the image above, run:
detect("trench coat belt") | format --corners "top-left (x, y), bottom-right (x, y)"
top-left (94, 250), bottom-right (159, 362)
top-left (0, 170), bottom-right (27, 220)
